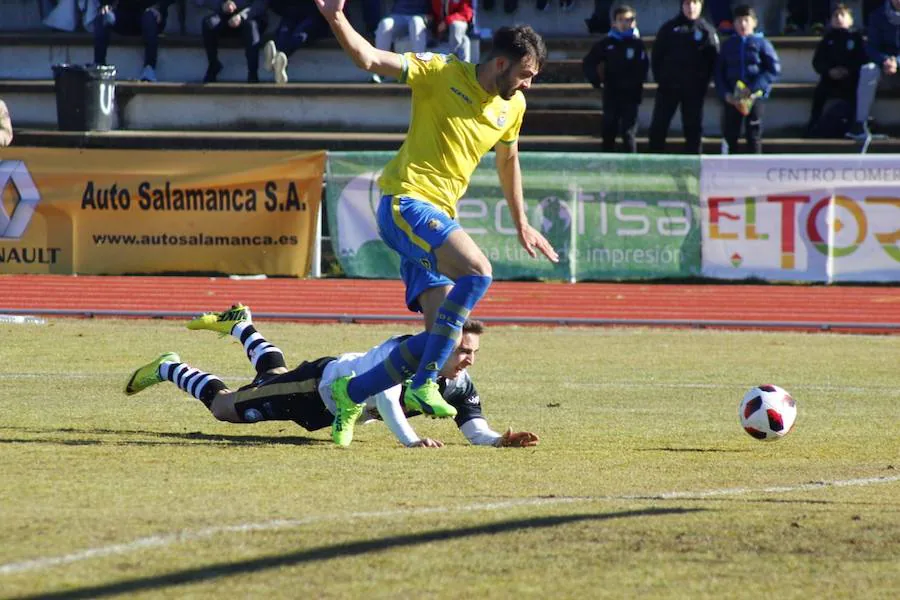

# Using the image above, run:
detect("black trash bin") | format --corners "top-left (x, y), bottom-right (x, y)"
top-left (51, 64), bottom-right (117, 131)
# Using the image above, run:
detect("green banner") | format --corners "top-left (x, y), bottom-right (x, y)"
top-left (326, 152), bottom-right (702, 281)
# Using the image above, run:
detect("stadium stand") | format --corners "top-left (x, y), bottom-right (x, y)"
top-left (1, 0), bottom-right (898, 152)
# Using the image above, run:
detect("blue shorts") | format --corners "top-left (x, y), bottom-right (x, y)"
top-left (376, 194), bottom-right (459, 312)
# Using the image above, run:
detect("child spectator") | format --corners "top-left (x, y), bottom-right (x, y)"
top-left (262, 0), bottom-right (333, 84)
top-left (807, 3), bottom-right (866, 136)
top-left (714, 4), bottom-right (780, 154)
top-left (93, 1), bottom-right (176, 82)
top-left (200, 1), bottom-right (269, 83)
top-left (847, 0), bottom-right (900, 140)
top-left (649, 0), bottom-right (720, 154)
top-left (431, 0), bottom-right (474, 62)
top-left (582, 4), bottom-right (649, 152)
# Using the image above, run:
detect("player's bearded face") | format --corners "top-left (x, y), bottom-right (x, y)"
top-left (495, 57), bottom-right (537, 100)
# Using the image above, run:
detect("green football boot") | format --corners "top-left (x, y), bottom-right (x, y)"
top-left (125, 352), bottom-right (180, 396)
top-left (186, 303), bottom-right (252, 337)
top-left (330, 374), bottom-right (364, 447)
top-left (403, 379), bottom-right (457, 418)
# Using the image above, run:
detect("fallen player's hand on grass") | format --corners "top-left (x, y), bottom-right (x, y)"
top-left (496, 428), bottom-right (540, 447)
top-left (408, 438), bottom-right (444, 448)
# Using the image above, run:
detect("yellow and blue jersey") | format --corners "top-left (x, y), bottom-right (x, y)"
top-left (377, 52), bottom-right (527, 219)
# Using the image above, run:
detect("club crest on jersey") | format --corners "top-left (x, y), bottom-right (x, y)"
top-left (847, 40), bottom-right (855, 50)
top-left (415, 52), bottom-right (435, 61)
top-left (497, 112), bottom-right (507, 127)
top-left (626, 48), bottom-right (635, 60)
top-left (694, 29), bottom-right (703, 42)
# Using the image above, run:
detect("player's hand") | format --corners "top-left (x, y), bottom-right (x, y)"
top-left (100, 5), bottom-right (111, 15)
top-left (314, 0), bottom-right (346, 19)
top-left (222, 0), bottom-right (237, 13)
top-left (884, 56), bottom-right (898, 76)
top-left (518, 224), bottom-right (559, 263)
top-left (228, 13), bottom-right (242, 27)
top-left (408, 438), bottom-right (444, 448)
top-left (436, 21), bottom-right (447, 36)
top-left (496, 428), bottom-right (540, 447)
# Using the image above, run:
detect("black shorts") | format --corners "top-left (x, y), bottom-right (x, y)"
top-left (232, 357), bottom-right (335, 431)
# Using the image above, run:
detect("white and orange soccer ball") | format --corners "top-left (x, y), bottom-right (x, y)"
top-left (739, 385), bottom-right (797, 441)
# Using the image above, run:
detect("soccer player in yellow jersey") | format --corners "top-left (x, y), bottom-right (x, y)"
top-left (315, 0), bottom-right (559, 446)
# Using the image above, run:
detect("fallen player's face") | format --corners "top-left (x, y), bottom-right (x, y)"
top-left (440, 333), bottom-right (480, 378)
top-left (496, 56), bottom-right (538, 100)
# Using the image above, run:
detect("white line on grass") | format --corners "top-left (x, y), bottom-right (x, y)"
top-left (1, 475), bottom-right (897, 576)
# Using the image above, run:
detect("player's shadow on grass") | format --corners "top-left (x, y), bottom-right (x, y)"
top-left (0, 426), bottom-right (325, 447)
top-left (16, 507), bottom-right (705, 600)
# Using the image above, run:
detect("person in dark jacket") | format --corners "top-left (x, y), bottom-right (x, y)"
top-left (649, 0), bottom-right (720, 154)
top-left (847, 0), bottom-right (900, 139)
top-left (262, 0), bottom-right (333, 84)
top-left (714, 4), bottom-right (780, 154)
top-left (93, 1), bottom-right (175, 81)
top-left (582, 4), bottom-right (649, 152)
top-left (200, 0), bottom-right (269, 83)
top-left (806, 3), bottom-right (866, 136)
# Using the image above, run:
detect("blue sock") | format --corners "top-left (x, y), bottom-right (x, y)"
top-left (346, 332), bottom-right (428, 403)
top-left (411, 274), bottom-right (491, 388)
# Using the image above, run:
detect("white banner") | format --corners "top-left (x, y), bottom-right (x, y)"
top-left (700, 155), bottom-right (900, 282)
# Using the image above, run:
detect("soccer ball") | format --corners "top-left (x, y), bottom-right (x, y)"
top-left (739, 385), bottom-right (797, 441)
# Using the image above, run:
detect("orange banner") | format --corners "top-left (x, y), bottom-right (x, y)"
top-left (0, 148), bottom-right (325, 276)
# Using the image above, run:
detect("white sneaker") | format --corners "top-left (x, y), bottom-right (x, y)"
top-left (273, 52), bottom-right (288, 84)
top-left (263, 40), bottom-right (276, 72)
top-left (371, 73), bottom-right (383, 84)
top-left (140, 65), bottom-right (157, 82)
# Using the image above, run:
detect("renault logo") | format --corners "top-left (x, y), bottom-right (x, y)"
top-left (0, 161), bottom-right (40, 240)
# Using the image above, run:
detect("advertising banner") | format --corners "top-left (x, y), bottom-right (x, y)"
top-left (326, 152), bottom-right (702, 281)
top-left (701, 156), bottom-right (900, 282)
top-left (0, 148), bottom-right (325, 276)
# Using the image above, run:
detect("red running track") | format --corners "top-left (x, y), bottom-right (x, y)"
top-left (1, 275), bottom-right (898, 333)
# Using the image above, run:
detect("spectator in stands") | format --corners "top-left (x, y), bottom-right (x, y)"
top-left (93, 1), bottom-right (176, 82)
top-left (431, 0), bottom-right (474, 62)
top-left (537, 0), bottom-right (574, 12)
top-left (200, 1), bottom-right (269, 83)
top-left (582, 4), bottom-right (649, 153)
top-left (649, 0), bottom-right (720, 154)
top-left (0, 100), bottom-right (12, 147)
top-left (371, 0), bottom-right (432, 82)
top-left (261, 0), bottom-right (332, 84)
top-left (784, 0), bottom-right (831, 35)
top-left (806, 3), bottom-right (866, 137)
top-left (715, 4), bottom-right (780, 154)
top-left (847, 0), bottom-right (900, 140)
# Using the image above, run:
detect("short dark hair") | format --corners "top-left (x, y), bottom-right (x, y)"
top-left (490, 25), bottom-right (547, 70)
top-left (613, 4), bottom-right (636, 19)
top-left (462, 319), bottom-right (485, 336)
top-left (732, 4), bottom-right (757, 19)
top-left (832, 2), bottom-right (851, 17)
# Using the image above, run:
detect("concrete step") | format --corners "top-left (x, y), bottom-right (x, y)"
top-left (521, 109), bottom-right (602, 135)
top-left (11, 128), bottom-right (899, 154)
top-left (4, 80), bottom-right (894, 137)
top-left (0, 31), bottom-right (828, 83)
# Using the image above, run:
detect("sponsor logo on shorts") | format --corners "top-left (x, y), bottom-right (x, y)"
top-left (420, 257), bottom-right (432, 270)
top-left (427, 218), bottom-right (442, 231)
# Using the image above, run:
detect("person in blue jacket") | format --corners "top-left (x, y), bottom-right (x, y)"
top-left (582, 4), bottom-right (649, 152)
top-left (847, 0), bottom-right (900, 140)
top-left (714, 4), bottom-right (780, 154)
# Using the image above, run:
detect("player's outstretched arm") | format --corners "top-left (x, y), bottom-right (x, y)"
top-left (314, 0), bottom-right (403, 79)
top-left (495, 142), bottom-right (559, 263)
